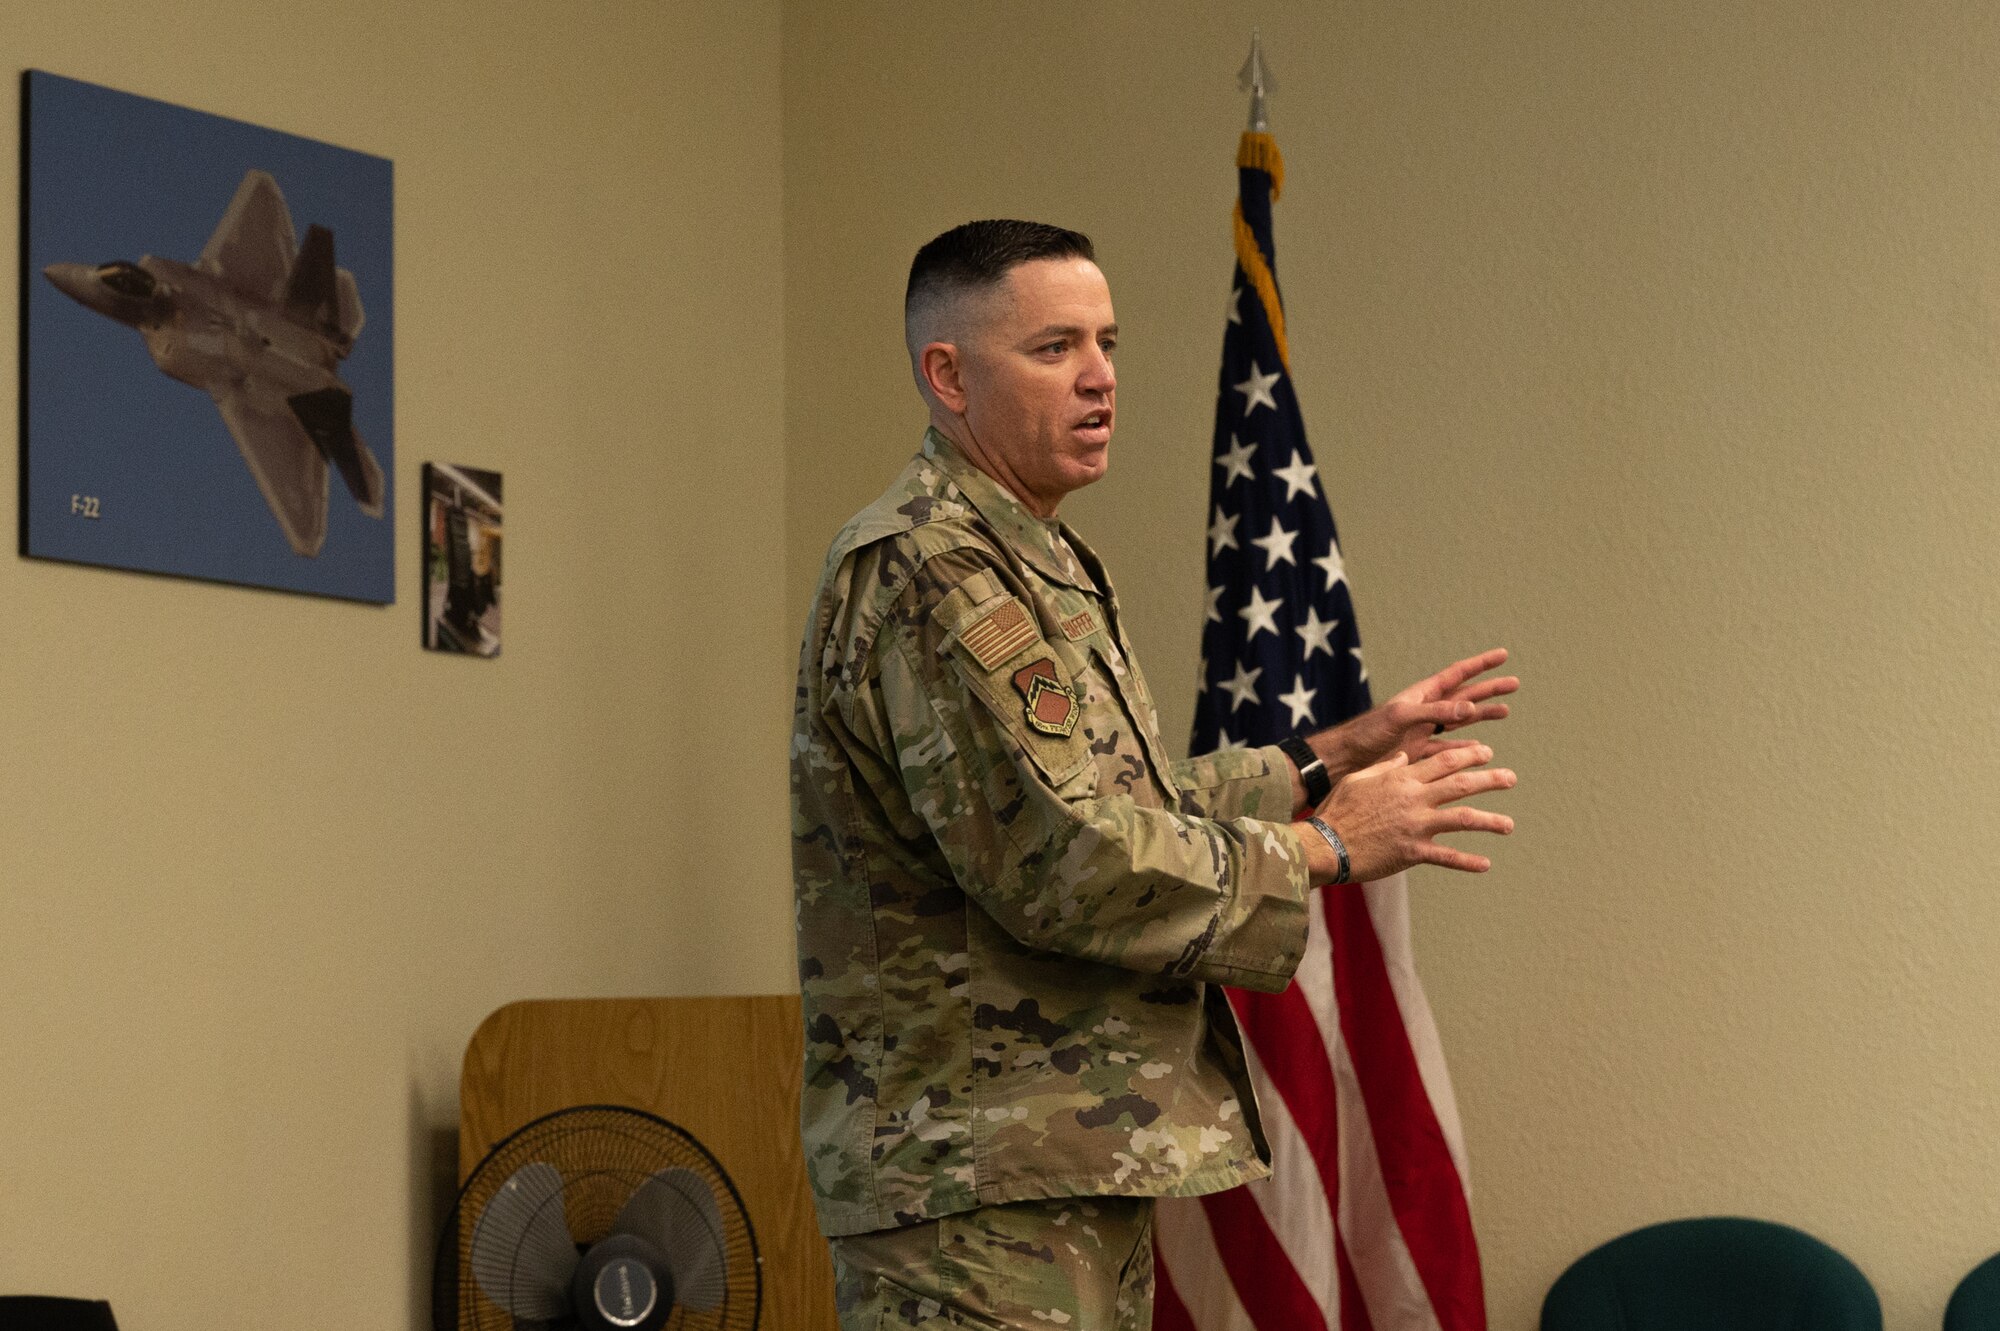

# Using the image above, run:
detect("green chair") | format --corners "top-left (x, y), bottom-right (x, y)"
top-left (1946, 1253), bottom-right (2000, 1330)
top-left (1541, 1217), bottom-right (1881, 1331)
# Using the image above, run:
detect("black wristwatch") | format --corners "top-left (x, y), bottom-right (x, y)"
top-left (1277, 734), bottom-right (1331, 808)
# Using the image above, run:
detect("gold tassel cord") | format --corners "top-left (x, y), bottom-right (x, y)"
top-left (1233, 131), bottom-right (1289, 373)
top-left (1236, 130), bottom-right (1285, 199)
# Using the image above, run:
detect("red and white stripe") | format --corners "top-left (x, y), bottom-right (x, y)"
top-left (1154, 873), bottom-right (1486, 1331)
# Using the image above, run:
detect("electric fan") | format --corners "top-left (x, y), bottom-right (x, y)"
top-left (435, 1104), bottom-right (762, 1331)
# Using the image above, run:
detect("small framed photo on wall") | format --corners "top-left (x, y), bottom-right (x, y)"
top-left (423, 463), bottom-right (502, 657)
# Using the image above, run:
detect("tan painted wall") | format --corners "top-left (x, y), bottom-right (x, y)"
top-left (783, 2), bottom-right (2000, 1327)
top-left (0, 2), bottom-right (789, 1327)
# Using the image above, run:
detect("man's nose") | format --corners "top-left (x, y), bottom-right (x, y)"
top-left (1079, 346), bottom-right (1116, 394)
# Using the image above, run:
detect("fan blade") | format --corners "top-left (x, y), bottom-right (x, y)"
top-left (607, 1167), bottom-right (729, 1312)
top-left (469, 1162), bottom-right (581, 1322)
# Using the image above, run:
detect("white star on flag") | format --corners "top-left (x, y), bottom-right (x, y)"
top-left (1314, 540), bottom-right (1347, 591)
top-left (1250, 517), bottom-right (1299, 570)
top-left (1218, 661), bottom-right (1263, 712)
top-left (1207, 508), bottom-right (1239, 556)
top-left (1234, 360), bottom-right (1281, 416)
top-left (1279, 675), bottom-right (1319, 727)
top-left (1238, 586), bottom-right (1283, 641)
top-left (1296, 606), bottom-right (1339, 659)
top-left (1226, 286), bottom-right (1243, 325)
top-left (1214, 726), bottom-right (1242, 751)
top-left (1204, 585), bottom-right (1224, 623)
top-left (1273, 450), bottom-right (1319, 500)
top-left (1350, 645), bottom-right (1368, 681)
top-left (1214, 435), bottom-right (1257, 485)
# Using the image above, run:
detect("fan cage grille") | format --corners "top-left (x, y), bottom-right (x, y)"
top-left (437, 1104), bottom-right (762, 1331)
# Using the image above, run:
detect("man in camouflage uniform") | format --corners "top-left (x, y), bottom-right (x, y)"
top-left (792, 220), bottom-right (1518, 1329)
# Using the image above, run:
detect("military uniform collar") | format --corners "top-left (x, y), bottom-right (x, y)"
top-left (922, 428), bottom-right (1099, 592)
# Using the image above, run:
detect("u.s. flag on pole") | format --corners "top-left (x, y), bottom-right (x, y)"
top-left (1150, 127), bottom-right (1488, 1331)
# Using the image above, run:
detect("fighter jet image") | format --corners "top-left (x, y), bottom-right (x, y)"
top-left (43, 168), bottom-right (385, 557)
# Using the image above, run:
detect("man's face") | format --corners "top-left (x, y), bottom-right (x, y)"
top-left (956, 257), bottom-right (1117, 514)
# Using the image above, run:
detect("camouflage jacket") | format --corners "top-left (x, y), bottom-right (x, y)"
top-left (792, 429), bottom-right (1311, 1237)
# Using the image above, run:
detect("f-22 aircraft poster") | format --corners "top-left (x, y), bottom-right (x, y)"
top-left (23, 71), bottom-right (394, 603)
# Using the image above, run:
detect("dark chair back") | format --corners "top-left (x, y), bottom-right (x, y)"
top-left (0, 1298), bottom-right (119, 1331)
top-left (1541, 1216), bottom-right (1880, 1331)
top-left (1946, 1252), bottom-right (2000, 1331)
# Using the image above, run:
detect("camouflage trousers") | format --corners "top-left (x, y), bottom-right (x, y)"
top-left (829, 1195), bottom-right (1156, 1330)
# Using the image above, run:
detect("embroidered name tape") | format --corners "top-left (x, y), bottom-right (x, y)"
top-left (958, 597), bottom-right (1037, 669)
top-left (1059, 609), bottom-right (1098, 641)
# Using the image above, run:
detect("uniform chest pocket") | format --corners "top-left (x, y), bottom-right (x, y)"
top-left (1081, 637), bottom-right (1181, 805)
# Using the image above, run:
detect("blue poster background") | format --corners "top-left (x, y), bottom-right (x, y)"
top-left (24, 70), bottom-right (395, 603)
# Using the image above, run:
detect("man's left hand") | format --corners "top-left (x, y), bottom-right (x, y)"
top-left (1309, 647), bottom-right (1517, 787)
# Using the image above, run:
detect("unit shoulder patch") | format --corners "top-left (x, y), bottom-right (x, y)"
top-left (1011, 657), bottom-right (1079, 738)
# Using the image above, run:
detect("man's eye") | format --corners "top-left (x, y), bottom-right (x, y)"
top-left (1041, 340), bottom-right (1068, 355)
top-left (1100, 339), bottom-right (1117, 356)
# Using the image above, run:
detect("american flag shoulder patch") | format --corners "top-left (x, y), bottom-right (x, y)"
top-left (957, 596), bottom-right (1039, 669)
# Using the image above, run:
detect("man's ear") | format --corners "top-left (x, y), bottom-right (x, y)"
top-left (920, 342), bottom-right (969, 415)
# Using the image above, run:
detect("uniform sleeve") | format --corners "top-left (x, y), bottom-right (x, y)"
top-left (868, 549), bottom-right (1310, 994)
top-left (1171, 745), bottom-right (1299, 822)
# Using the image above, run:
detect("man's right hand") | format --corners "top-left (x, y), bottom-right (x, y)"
top-left (1298, 744), bottom-right (1516, 885)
